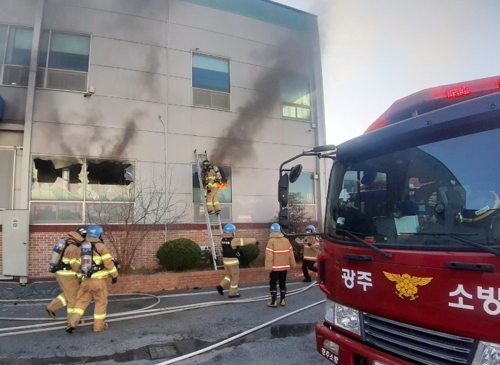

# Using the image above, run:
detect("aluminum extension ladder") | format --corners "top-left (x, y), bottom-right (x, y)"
top-left (194, 150), bottom-right (223, 270)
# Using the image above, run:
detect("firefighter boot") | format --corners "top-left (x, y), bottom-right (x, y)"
top-left (267, 291), bottom-right (278, 308)
top-left (280, 290), bottom-right (286, 307)
top-left (216, 285), bottom-right (224, 295)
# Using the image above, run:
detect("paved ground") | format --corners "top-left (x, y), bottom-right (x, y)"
top-left (0, 279), bottom-right (330, 365)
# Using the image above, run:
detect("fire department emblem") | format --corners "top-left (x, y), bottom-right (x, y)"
top-left (383, 272), bottom-right (433, 301)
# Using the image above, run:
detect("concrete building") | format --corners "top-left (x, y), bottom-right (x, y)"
top-left (0, 0), bottom-right (326, 280)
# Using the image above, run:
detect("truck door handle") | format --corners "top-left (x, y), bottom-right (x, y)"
top-left (343, 254), bottom-right (373, 262)
top-left (446, 262), bottom-right (495, 272)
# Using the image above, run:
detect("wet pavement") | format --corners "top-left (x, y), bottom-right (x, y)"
top-left (0, 279), bottom-right (328, 365)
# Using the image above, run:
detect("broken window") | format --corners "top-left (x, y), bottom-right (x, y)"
top-left (86, 159), bottom-right (134, 202)
top-left (31, 156), bottom-right (135, 223)
top-left (31, 157), bottom-right (84, 201)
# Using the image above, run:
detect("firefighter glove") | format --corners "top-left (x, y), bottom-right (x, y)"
top-left (111, 277), bottom-right (118, 284)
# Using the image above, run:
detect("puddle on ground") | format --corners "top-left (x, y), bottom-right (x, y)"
top-left (8, 322), bottom-right (316, 364)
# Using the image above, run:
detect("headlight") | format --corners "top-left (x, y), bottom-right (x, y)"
top-left (472, 341), bottom-right (500, 365)
top-left (324, 299), bottom-right (361, 336)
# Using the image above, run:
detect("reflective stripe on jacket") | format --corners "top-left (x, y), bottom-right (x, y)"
top-left (220, 233), bottom-right (258, 266)
top-left (265, 232), bottom-right (296, 271)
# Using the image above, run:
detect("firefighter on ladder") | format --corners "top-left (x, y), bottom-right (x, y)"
top-left (66, 224), bottom-right (118, 333)
top-left (46, 227), bottom-right (87, 322)
top-left (216, 223), bottom-right (258, 298)
top-left (202, 159), bottom-right (221, 215)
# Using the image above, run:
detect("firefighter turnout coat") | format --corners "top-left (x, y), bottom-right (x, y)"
top-left (219, 233), bottom-right (258, 296)
top-left (204, 166), bottom-right (220, 213)
top-left (302, 235), bottom-right (320, 261)
top-left (265, 232), bottom-right (296, 271)
top-left (68, 237), bottom-right (118, 332)
top-left (47, 231), bottom-right (85, 320)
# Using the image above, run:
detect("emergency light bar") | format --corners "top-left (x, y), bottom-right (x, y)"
top-left (365, 75), bottom-right (500, 133)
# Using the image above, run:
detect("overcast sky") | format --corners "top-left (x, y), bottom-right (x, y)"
top-left (273, 0), bottom-right (500, 145)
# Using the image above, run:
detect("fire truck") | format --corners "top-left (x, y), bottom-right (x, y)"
top-left (279, 76), bottom-right (500, 365)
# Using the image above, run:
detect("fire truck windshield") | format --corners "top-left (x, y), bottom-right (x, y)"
top-left (325, 127), bottom-right (500, 252)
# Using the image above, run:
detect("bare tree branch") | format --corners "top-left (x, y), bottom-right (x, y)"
top-left (86, 167), bottom-right (188, 274)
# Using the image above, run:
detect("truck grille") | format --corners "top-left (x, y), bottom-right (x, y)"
top-left (363, 313), bottom-right (475, 365)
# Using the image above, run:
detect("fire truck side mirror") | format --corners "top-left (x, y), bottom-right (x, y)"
top-left (278, 208), bottom-right (289, 230)
top-left (278, 173), bottom-right (289, 207)
top-left (289, 164), bottom-right (302, 183)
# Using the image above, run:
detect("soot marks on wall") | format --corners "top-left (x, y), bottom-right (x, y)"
top-left (210, 36), bottom-right (312, 167)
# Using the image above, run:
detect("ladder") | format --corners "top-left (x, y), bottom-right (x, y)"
top-left (194, 150), bottom-right (223, 270)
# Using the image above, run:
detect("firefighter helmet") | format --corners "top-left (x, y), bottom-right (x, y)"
top-left (77, 227), bottom-right (87, 238)
top-left (306, 225), bottom-right (315, 233)
top-left (270, 223), bottom-right (281, 233)
top-left (223, 223), bottom-right (236, 234)
top-left (202, 160), bottom-right (210, 167)
top-left (87, 225), bottom-right (103, 238)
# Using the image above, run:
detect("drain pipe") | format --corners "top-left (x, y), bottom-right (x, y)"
top-left (20, 0), bottom-right (44, 209)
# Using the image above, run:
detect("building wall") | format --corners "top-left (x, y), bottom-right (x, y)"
top-left (167, 0), bottom-right (320, 223)
top-left (0, 0), bottom-right (324, 279)
top-left (19, 224), bottom-right (274, 279)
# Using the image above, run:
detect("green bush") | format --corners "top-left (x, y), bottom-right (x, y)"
top-left (156, 238), bottom-right (201, 271)
top-left (237, 244), bottom-right (260, 268)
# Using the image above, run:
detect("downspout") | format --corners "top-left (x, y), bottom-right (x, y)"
top-left (20, 0), bottom-right (44, 209)
top-left (311, 17), bottom-right (327, 231)
top-left (160, 0), bottom-right (170, 242)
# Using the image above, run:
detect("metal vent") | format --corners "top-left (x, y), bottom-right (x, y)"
top-left (212, 92), bottom-right (230, 109)
top-left (363, 313), bottom-right (475, 365)
top-left (2, 65), bottom-right (29, 86)
top-left (46, 69), bottom-right (87, 91)
top-left (193, 88), bottom-right (230, 110)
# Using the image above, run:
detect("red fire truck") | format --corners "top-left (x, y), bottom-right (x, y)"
top-left (279, 76), bottom-right (500, 365)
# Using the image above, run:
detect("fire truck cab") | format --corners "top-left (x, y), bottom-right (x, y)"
top-left (282, 76), bottom-right (500, 365)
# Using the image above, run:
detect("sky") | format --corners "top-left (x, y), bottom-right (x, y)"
top-left (273, 0), bottom-right (500, 145)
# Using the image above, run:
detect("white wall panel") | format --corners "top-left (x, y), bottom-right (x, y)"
top-left (31, 122), bottom-right (165, 163)
top-left (47, 0), bottom-right (168, 21)
top-left (170, 0), bottom-right (311, 47)
top-left (0, 0), bottom-right (37, 25)
top-left (92, 37), bottom-right (166, 75)
top-left (90, 66), bottom-right (166, 103)
top-left (168, 24), bottom-right (305, 71)
top-left (167, 76), bottom-right (191, 107)
top-left (168, 49), bottom-right (191, 79)
top-left (33, 90), bottom-right (166, 132)
top-left (43, 2), bottom-right (166, 46)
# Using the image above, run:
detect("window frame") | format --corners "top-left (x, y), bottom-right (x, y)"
top-left (191, 52), bottom-right (231, 111)
top-left (0, 24), bottom-right (34, 87)
top-left (30, 156), bottom-right (135, 224)
top-left (280, 73), bottom-right (312, 121)
top-left (36, 29), bottom-right (91, 92)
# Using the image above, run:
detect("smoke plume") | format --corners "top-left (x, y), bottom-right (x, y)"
top-left (209, 37), bottom-right (311, 166)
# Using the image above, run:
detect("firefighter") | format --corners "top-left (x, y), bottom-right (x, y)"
top-left (295, 225), bottom-right (320, 282)
top-left (66, 224), bottom-right (118, 333)
top-left (46, 227), bottom-right (87, 321)
top-left (265, 223), bottom-right (296, 308)
top-left (202, 159), bottom-right (221, 215)
top-left (216, 223), bottom-right (258, 298)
